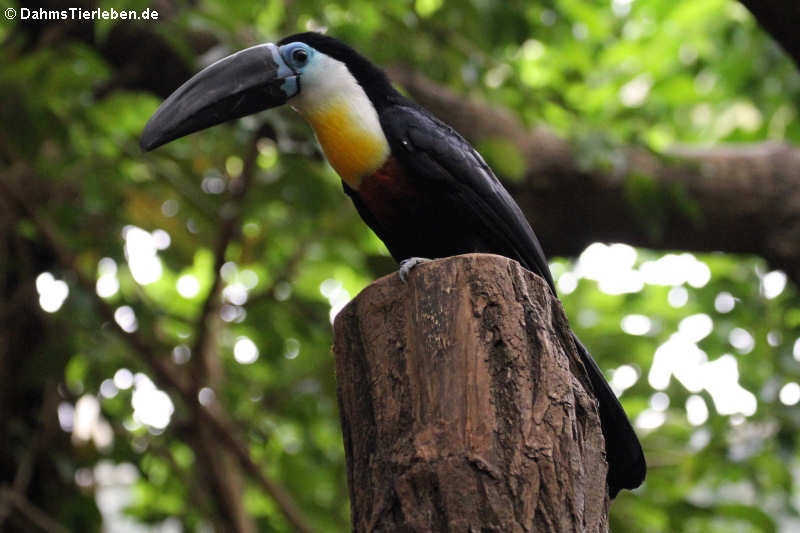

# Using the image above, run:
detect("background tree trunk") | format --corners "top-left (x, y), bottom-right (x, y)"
top-left (333, 254), bottom-right (610, 533)
top-left (388, 68), bottom-right (800, 286)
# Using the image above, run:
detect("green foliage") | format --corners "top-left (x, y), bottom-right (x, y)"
top-left (3, 0), bottom-right (800, 532)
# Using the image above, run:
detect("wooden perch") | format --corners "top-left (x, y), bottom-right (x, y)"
top-left (333, 254), bottom-right (610, 533)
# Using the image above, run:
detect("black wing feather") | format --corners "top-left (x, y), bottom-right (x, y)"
top-left (378, 102), bottom-right (645, 496)
top-left (382, 104), bottom-right (555, 290)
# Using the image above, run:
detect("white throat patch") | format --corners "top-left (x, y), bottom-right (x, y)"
top-left (288, 54), bottom-right (390, 188)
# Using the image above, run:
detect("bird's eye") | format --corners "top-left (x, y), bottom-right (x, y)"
top-left (292, 48), bottom-right (309, 65)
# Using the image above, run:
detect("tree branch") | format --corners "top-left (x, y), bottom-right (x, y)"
top-left (191, 133), bottom-right (260, 376)
top-left (0, 383), bottom-right (59, 529)
top-left (389, 68), bottom-right (800, 285)
top-left (187, 132), bottom-right (261, 533)
top-left (0, 488), bottom-right (71, 533)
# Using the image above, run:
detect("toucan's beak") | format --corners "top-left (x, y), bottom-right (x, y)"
top-left (140, 43), bottom-right (298, 151)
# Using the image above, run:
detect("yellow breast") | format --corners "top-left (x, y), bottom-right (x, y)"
top-left (302, 98), bottom-right (389, 189)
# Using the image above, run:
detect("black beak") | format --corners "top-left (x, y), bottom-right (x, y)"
top-left (140, 43), bottom-right (298, 151)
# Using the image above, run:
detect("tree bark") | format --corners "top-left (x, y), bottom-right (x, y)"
top-left (333, 254), bottom-right (609, 533)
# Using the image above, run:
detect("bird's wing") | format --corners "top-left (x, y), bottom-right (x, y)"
top-left (380, 103), bottom-right (555, 291)
top-left (380, 103), bottom-right (646, 495)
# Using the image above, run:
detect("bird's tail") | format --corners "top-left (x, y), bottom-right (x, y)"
top-left (572, 334), bottom-right (646, 498)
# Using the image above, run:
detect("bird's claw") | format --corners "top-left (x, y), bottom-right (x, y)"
top-left (398, 257), bottom-right (431, 283)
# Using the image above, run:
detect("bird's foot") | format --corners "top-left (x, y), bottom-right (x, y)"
top-left (397, 257), bottom-right (431, 284)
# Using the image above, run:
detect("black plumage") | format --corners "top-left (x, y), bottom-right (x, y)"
top-left (282, 33), bottom-right (646, 497)
top-left (141, 31), bottom-right (646, 498)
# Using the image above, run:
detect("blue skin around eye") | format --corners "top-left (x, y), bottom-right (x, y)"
top-left (280, 44), bottom-right (315, 69)
top-left (269, 43), bottom-right (301, 97)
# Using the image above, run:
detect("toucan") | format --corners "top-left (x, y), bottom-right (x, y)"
top-left (140, 32), bottom-right (646, 497)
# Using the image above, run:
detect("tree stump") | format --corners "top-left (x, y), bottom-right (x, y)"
top-left (333, 254), bottom-right (609, 533)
